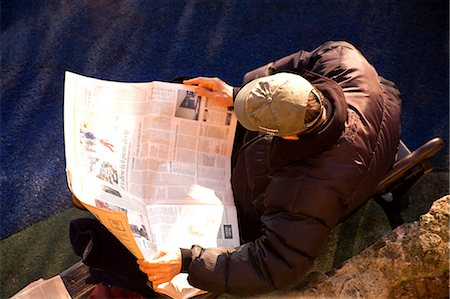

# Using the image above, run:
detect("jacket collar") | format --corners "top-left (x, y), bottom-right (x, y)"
top-left (269, 70), bottom-right (348, 168)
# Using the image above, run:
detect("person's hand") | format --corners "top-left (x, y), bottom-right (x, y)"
top-left (184, 77), bottom-right (233, 108)
top-left (137, 250), bottom-right (182, 287)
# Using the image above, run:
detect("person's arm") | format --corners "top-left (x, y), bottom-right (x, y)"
top-left (240, 41), bottom-right (378, 88)
top-left (137, 184), bottom-right (341, 296)
top-left (180, 176), bottom-right (343, 295)
top-left (240, 47), bottom-right (314, 85)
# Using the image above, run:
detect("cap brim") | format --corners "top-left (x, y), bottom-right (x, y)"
top-left (234, 78), bottom-right (263, 132)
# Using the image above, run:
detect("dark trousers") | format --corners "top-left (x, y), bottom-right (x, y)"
top-left (69, 218), bottom-right (163, 298)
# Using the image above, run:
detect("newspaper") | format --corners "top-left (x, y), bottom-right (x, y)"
top-left (64, 71), bottom-right (240, 298)
top-left (11, 276), bottom-right (71, 299)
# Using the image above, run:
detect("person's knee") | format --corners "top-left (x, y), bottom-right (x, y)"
top-left (69, 218), bottom-right (101, 257)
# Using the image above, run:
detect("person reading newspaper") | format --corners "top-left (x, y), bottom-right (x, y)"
top-left (71, 41), bottom-right (401, 296)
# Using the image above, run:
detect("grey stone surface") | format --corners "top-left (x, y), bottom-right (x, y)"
top-left (288, 196), bottom-right (449, 298)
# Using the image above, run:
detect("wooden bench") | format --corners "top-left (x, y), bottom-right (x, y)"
top-left (60, 261), bottom-right (95, 298)
top-left (373, 137), bottom-right (444, 228)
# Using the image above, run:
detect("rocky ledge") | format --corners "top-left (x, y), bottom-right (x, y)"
top-left (294, 195), bottom-right (449, 298)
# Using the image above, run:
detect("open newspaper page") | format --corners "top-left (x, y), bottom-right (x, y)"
top-left (11, 276), bottom-right (71, 299)
top-left (64, 71), bottom-right (239, 298)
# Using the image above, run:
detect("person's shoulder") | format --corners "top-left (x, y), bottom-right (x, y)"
top-left (315, 40), bottom-right (358, 54)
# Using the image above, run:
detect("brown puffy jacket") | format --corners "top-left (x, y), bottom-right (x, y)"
top-left (181, 41), bottom-right (401, 296)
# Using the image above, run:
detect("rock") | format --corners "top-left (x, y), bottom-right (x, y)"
top-left (292, 196), bottom-right (449, 298)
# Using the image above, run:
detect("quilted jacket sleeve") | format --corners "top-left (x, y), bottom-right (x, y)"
top-left (181, 167), bottom-right (345, 295)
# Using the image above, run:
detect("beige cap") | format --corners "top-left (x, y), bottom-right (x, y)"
top-left (235, 72), bottom-right (318, 136)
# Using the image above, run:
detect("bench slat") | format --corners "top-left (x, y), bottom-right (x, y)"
top-left (60, 261), bottom-right (95, 299)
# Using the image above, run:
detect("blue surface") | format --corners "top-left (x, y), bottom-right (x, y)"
top-left (1, 0), bottom-right (448, 239)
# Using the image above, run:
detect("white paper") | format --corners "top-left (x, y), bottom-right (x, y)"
top-left (11, 276), bottom-right (71, 299)
top-left (63, 71), bottom-right (240, 298)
